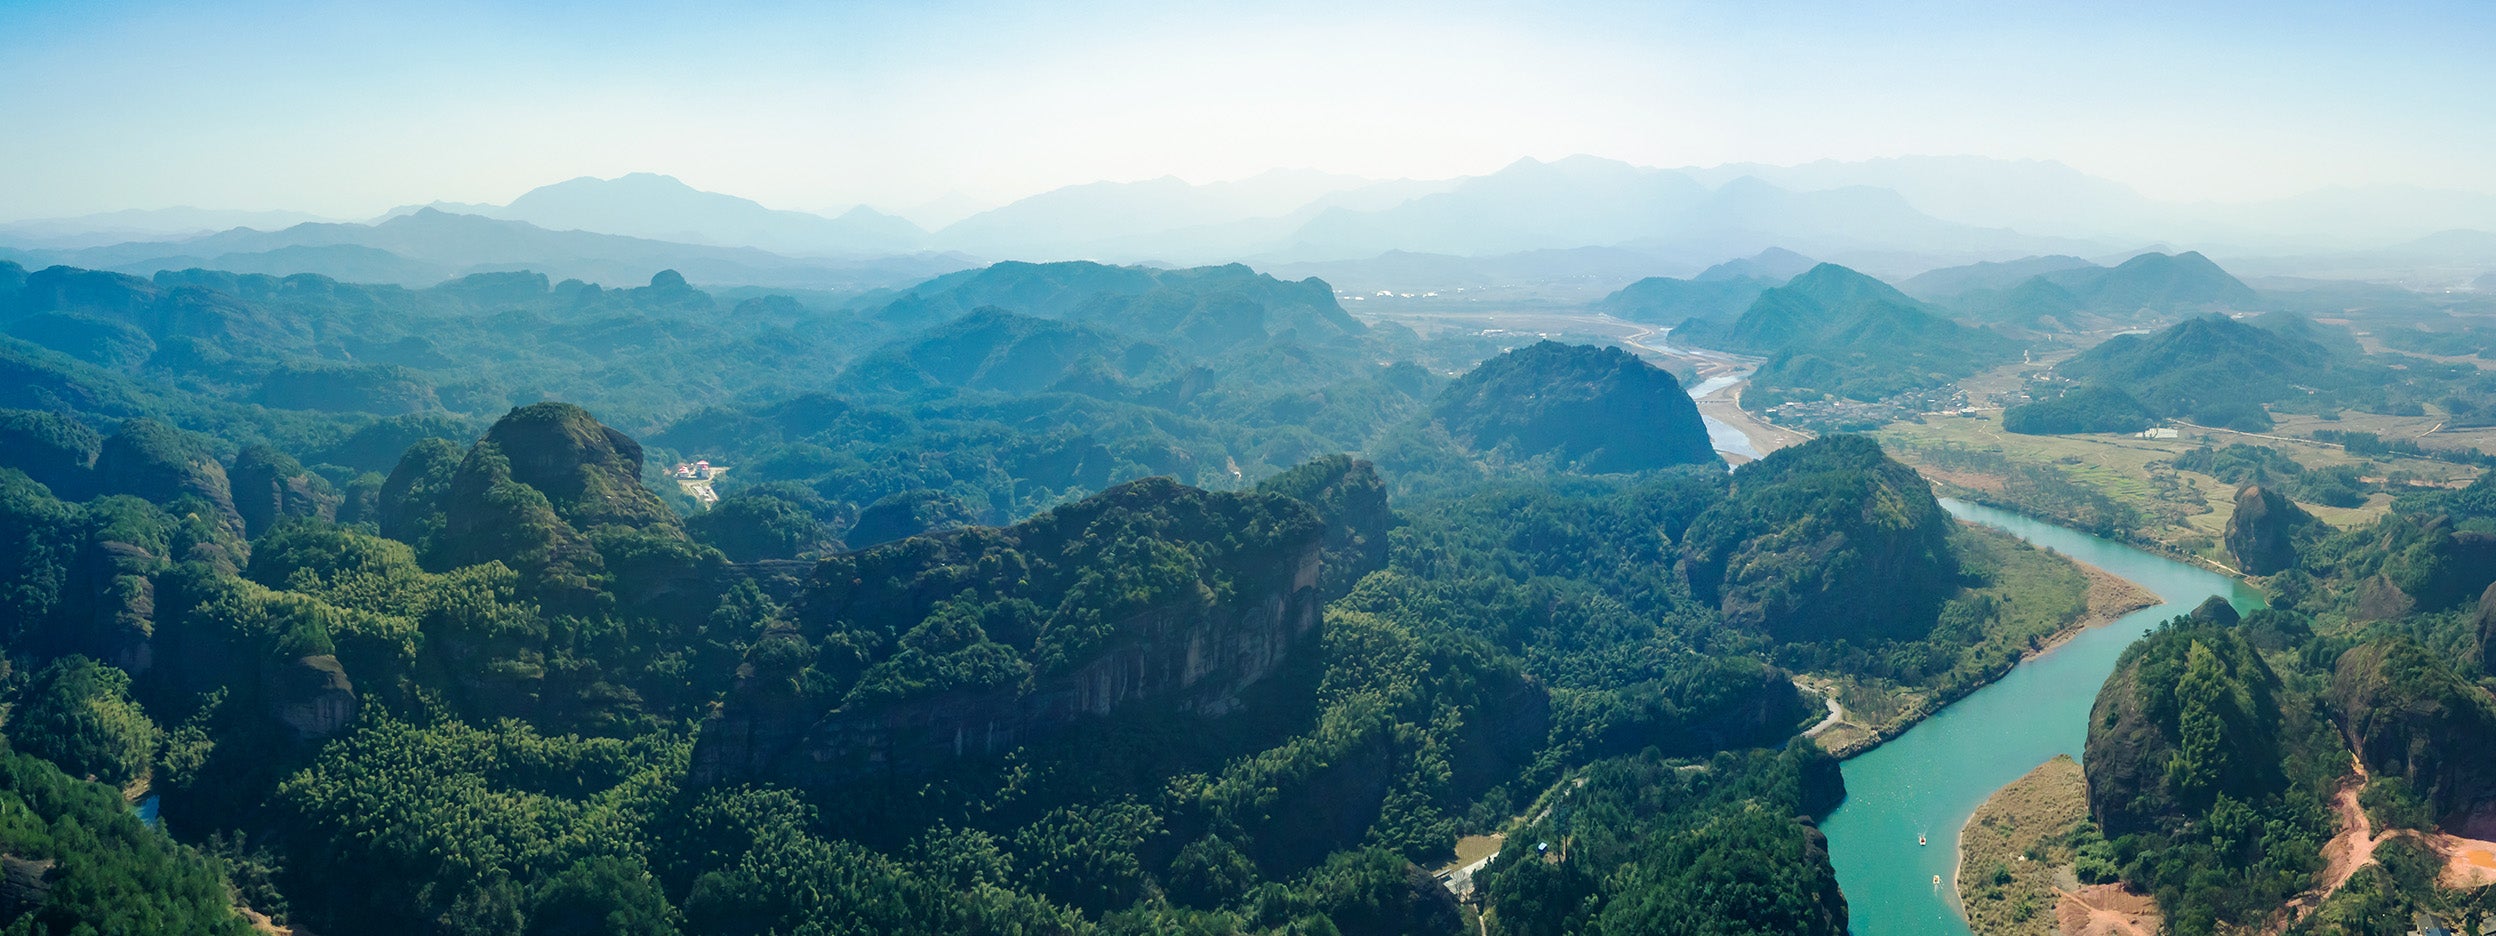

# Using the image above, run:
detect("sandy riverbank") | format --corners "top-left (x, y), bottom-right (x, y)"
top-left (2022, 559), bottom-right (2159, 664)
top-left (1811, 552), bottom-right (2159, 759)
top-left (1957, 755), bottom-right (2093, 936)
top-left (1956, 755), bottom-right (2164, 936)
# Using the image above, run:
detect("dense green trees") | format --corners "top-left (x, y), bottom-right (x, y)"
top-left (8, 657), bottom-right (160, 786)
top-left (0, 749), bottom-right (255, 935)
top-left (2081, 616), bottom-right (2343, 936)
top-left (1681, 435), bottom-right (1958, 643)
top-left (0, 254), bottom-right (2137, 934)
top-left (2001, 384), bottom-right (2155, 435)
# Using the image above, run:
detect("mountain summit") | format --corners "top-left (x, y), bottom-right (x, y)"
top-left (488, 173), bottom-right (927, 256)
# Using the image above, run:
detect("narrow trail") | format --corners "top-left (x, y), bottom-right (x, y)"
top-left (1803, 690), bottom-right (1846, 738)
top-left (2055, 884), bottom-right (2159, 936)
top-left (2271, 758), bottom-right (2383, 934)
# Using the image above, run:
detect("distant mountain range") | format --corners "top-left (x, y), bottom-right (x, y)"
top-left (0, 208), bottom-right (978, 291)
top-left (1908, 251), bottom-right (2258, 328)
top-left (450, 173), bottom-right (930, 257)
top-left (1668, 262), bottom-right (2021, 405)
top-left (6, 156), bottom-right (2495, 291)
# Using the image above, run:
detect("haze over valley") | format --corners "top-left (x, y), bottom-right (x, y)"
top-left (4, 3), bottom-right (2496, 936)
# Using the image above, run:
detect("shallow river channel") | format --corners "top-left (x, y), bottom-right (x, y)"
top-left (1819, 498), bottom-right (2261, 936)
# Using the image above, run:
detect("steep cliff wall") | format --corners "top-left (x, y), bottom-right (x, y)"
top-left (691, 477), bottom-right (1330, 789)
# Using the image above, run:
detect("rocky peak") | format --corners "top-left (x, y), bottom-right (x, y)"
top-left (95, 418), bottom-right (241, 536)
top-left (229, 445), bottom-right (340, 538)
top-left (476, 402), bottom-right (677, 531)
top-left (2224, 484), bottom-right (2317, 575)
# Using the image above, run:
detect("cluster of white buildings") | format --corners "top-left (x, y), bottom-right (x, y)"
top-left (672, 459), bottom-right (714, 480)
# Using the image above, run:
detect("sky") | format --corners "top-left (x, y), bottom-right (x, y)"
top-left (3, 0), bottom-right (2492, 221)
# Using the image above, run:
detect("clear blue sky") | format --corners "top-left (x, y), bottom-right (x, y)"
top-left (3, 0), bottom-right (2490, 219)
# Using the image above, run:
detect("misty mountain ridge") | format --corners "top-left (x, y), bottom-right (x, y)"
top-left (9, 156), bottom-right (2496, 291)
top-left (3, 208), bottom-right (979, 292)
top-left (1597, 248), bottom-right (1819, 325)
top-left (379, 173), bottom-right (931, 257)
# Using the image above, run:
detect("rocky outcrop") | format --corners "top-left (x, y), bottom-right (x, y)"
top-left (1432, 341), bottom-right (1719, 473)
top-left (229, 445), bottom-right (340, 538)
top-left (0, 855), bottom-right (53, 920)
top-left (2085, 623), bottom-right (2289, 836)
top-left (474, 402), bottom-right (676, 531)
top-left (844, 489), bottom-right (982, 548)
top-left (2224, 484), bottom-right (2317, 575)
top-left (383, 404), bottom-right (697, 608)
top-left (1679, 435), bottom-right (1957, 643)
top-left (2188, 594), bottom-right (2241, 626)
top-left (95, 418), bottom-right (242, 536)
top-left (72, 542), bottom-right (159, 674)
top-left (2329, 637), bottom-right (2496, 826)
top-left (1255, 454), bottom-right (1391, 599)
top-left (264, 654), bottom-right (357, 739)
top-left (2471, 584), bottom-right (2496, 678)
top-left (691, 478), bottom-right (1330, 789)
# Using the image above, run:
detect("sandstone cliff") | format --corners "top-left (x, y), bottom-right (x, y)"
top-left (2224, 484), bottom-right (2317, 575)
top-left (2328, 637), bottom-right (2496, 826)
top-left (691, 477), bottom-right (1330, 789)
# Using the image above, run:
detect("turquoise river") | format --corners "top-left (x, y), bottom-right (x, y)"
top-left (1821, 498), bottom-right (2263, 936)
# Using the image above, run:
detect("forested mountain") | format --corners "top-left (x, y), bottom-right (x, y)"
top-left (1423, 341), bottom-right (1718, 474)
top-left (445, 173), bottom-right (933, 257)
top-left (1937, 251), bottom-right (2257, 329)
top-left (1671, 262), bottom-right (2019, 406)
top-left (0, 382), bottom-right (2037, 935)
top-left (1593, 248), bottom-right (1814, 326)
top-left (2046, 313), bottom-right (2365, 430)
top-left (1897, 254), bottom-right (2095, 300)
top-left (2070, 468), bottom-right (2496, 934)
top-left (5, 210), bottom-right (973, 290)
top-left (0, 234), bottom-right (2134, 934)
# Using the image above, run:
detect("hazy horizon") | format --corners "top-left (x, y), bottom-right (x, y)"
top-left (7, 0), bottom-right (2493, 222)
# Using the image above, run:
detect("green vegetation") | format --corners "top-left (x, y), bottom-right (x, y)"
top-left (2002, 384), bottom-right (2155, 436)
top-left (2048, 312), bottom-right (2496, 434)
top-left (1957, 756), bottom-right (2090, 936)
top-left (1424, 341), bottom-right (1719, 474)
top-left (1673, 263), bottom-right (2020, 407)
top-left (2082, 614), bottom-right (2346, 936)
top-left (0, 254), bottom-right (2138, 934)
top-left (1943, 251), bottom-right (2257, 329)
top-left (0, 748), bottom-right (256, 935)
top-left (8, 656), bottom-right (161, 786)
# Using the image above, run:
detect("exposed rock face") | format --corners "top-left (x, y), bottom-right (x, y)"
top-left (2188, 595), bottom-right (2241, 626)
top-left (691, 477), bottom-right (1330, 789)
top-left (1680, 435), bottom-right (1957, 643)
top-left (0, 855), bottom-right (53, 920)
top-left (1432, 341), bottom-right (1719, 473)
top-left (264, 654), bottom-right (358, 739)
top-left (2225, 484), bottom-right (2317, 575)
top-left (2329, 637), bottom-right (2496, 826)
top-left (2084, 624), bottom-right (2288, 836)
top-left (95, 418), bottom-right (242, 536)
top-left (72, 542), bottom-right (159, 674)
top-left (476, 402), bottom-right (676, 530)
top-left (383, 404), bottom-right (696, 607)
top-left (2471, 584), bottom-right (2496, 678)
top-left (844, 489), bottom-right (982, 548)
top-left (1254, 454), bottom-right (1391, 599)
top-left (229, 445), bottom-right (340, 538)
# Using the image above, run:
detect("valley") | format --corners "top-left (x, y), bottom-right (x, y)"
top-left (8, 10), bottom-right (2496, 929)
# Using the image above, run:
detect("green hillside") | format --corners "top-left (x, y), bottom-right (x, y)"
top-left (1675, 263), bottom-right (2020, 406)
